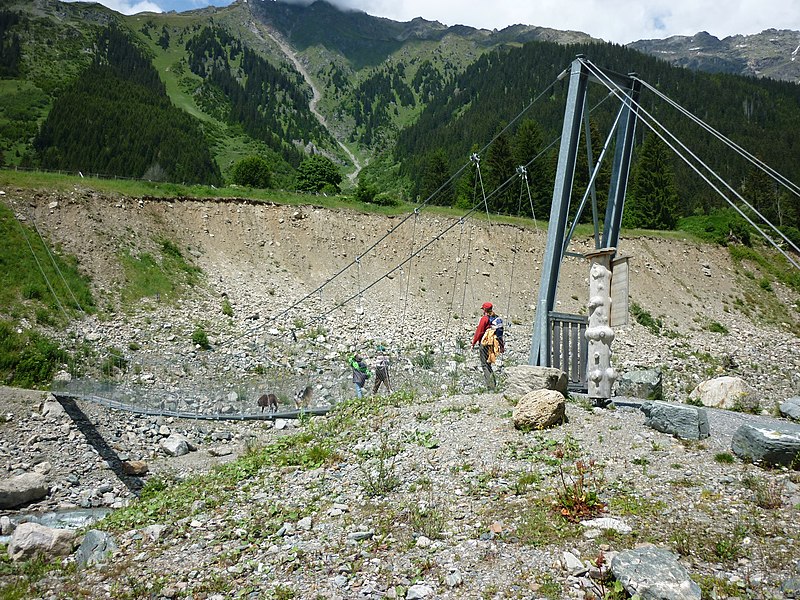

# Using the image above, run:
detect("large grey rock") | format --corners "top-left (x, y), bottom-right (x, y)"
top-left (503, 365), bottom-right (567, 399)
top-left (641, 401), bottom-right (710, 440)
top-left (689, 376), bottom-right (758, 412)
top-left (7, 522), bottom-right (77, 562)
top-left (41, 398), bottom-right (66, 420)
top-left (512, 389), bottom-right (565, 431)
top-left (781, 397), bottom-right (800, 421)
top-left (75, 530), bottom-right (118, 568)
top-left (0, 472), bottom-right (48, 509)
top-left (616, 368), bottom-right (663, 400)
top-left (731, 422), bottom-right (800, 468)
top-left (160, 433), bottom-right (193, 457)
top-left (611, 546), bottom-right (701, 600)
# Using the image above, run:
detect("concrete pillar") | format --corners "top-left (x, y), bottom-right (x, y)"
top-left (585, 248), bottom-right (617, 404)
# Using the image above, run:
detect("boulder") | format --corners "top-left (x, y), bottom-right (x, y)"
top-left (0, 472), bottom-right (48, 509)
top-left (121, 460), bottom-right (149, 476)
top-left (503, 365), bottom-right (567, 399)
top-left (611, 546), bottom-right (701, 600)
top-left (641, 401), bottom-right (710, 440)
top-left (7, 522), bottom-right (77, 562)
top-left (75, 530), bottom-right (118, 568)
top-left (689, 376), bottom-right (758, 412)
top-left (160, 433), bottom-right (192, 457)
top-left (780, 397), bottom-right (800, 421)
top-left (41, 399), bottom-right (66, 420)
top-left (512, 389), bottom-right (566, 431)
top-left (731, 422), bottom-right (800, 468)
top-left (616, 368), bottom-right (663, 400)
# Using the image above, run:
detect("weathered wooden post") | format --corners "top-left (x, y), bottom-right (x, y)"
top-left (585, 248), bottom-right (617, 405)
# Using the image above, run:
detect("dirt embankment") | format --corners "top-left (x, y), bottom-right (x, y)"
top-left (2, 185), bottom-right (799, 401)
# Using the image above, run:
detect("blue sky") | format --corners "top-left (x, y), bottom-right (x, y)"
top-left (66, 0), bottom-right (800, 44)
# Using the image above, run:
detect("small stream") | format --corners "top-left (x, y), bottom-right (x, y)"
top-left (1, 507), bottom-right (111, 545)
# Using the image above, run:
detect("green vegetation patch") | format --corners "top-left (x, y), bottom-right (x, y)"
top-left (119, 238), bottom-right (202, 306)
top-left (0, 320), bottom-right (67, 388)
top-left (0, 201), bottom-right (94, 325)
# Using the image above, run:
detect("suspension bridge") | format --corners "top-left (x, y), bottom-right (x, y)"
top-left (10, 56), bottom-right (799, 420)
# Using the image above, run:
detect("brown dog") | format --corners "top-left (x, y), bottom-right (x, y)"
top-left (294, 385), bottom-right (313, 409)
top-left (257, 393), bottom-right (278, 413)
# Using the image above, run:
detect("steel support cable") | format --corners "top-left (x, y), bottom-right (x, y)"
top-left (308, 194), bottom-right (507, 326)
top-left (221, 69), bottom-right (571, 347)
top-left (635, 77), bottom-right (800, 200)
top-left (584, 58), bottom-right (800, 268)
top-left (255, 148), bottom-right (530, 351)
top-left (581, 58), bottom-right (800, 270)
top-left (356, 255), bottom-right (363, 327)
top-left (472, 68), bottom-right (569, 162)
top-left (562, 106), bottom-right (624, 254)
top-left (472, 154), bottom-right (492, 227)
top-left (581, 99), bottom-right (601, 245)
top-left (444, 218), bottom-right (466, 340)
top-left (218, 67), bottom-right (574, 349)
top-left (401, 209), bottom-right (420, 328)
top-left (24, 208), bottom-right (86, 314)
top-left (505, 167), bottom-right (534, 321)
top-left (310, 207), bottom-right (484, 324)
top-left (10, 207), bottom-right (71, 320)
top-left (633, 79), bottom-right (800, 258)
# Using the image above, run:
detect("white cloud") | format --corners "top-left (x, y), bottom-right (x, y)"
top-left (323, 0), bottom-right (800, 43)
top-left (60, 0), bottom-right (800, 42)
top-left (63, 0), bottom-right (164, 15)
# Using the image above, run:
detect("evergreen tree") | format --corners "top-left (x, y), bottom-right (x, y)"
top-left (624, 133), bottom-right (680, 230)
top-left (742, 162), bottom-right (780, 226)
top-left (419, 149), bottom-right (452, 205)
top-left (453, 146), bottom-right (480, 209)
top-left (512, 119), bottom-right (552, 219)
top-left (571, 119), bottom-right (610, 224)
top-left (483, 130), bottom-right (516, 214)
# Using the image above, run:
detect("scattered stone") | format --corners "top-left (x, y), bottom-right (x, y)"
top-left (579, 517), bottom-right (632, 534)
top-left (780, 397), bottom-right (800, 421)
top-left (611, 546), bottom-right (701, 600)
top-left (641, 401), bottom-right (710, 440)
top-left (616, 368), bottom-right (663, 400)
top-left (7, 522), bottom-right (78, 562)
top-left (406, 584), bottom-right (433, 599)
top-left (75, 529), bottom-right (118, 568)
top-left (731, 422), bottom-right (800, 468)
top-left (512, 389), bottom-right (566, 430)
top-left (208, 446), bottom-right (232, 457)
top-left (562, 550), bottom-right (587, 576)
top-left (41, 400), bottom-right (66, 420)
top-left (0, 472), bottom-right (48, 509)
top-left (503, 366), bottom-right (567, 399)
top-left (689, 376), bottom-right (758, 412)
top-left (347, 530), bottom-right (374, 541)
top-left (445, 570), bottom-right (463, 587)
top-left (121, 460), bottom-right (149, 476)
top-left (160, 434), bottom-right (192, 457)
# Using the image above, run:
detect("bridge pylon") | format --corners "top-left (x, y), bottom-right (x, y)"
top-left (529, 56), bottom-right (640, 401)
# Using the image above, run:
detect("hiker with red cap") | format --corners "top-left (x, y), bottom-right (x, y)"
top-left (471, 302), bottom-right (504, 391)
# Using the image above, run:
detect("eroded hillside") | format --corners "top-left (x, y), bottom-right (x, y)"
top-left (3, 184), bottom-right (798, 404)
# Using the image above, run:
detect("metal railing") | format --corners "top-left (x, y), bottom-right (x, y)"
top-left (549, 312), bottom-right (588, 391)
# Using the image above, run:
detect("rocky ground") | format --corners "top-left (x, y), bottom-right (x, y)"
top-left (1, 384), bottom-right (800, 599)
top-left (1, 184), bottom-right (799, 598)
